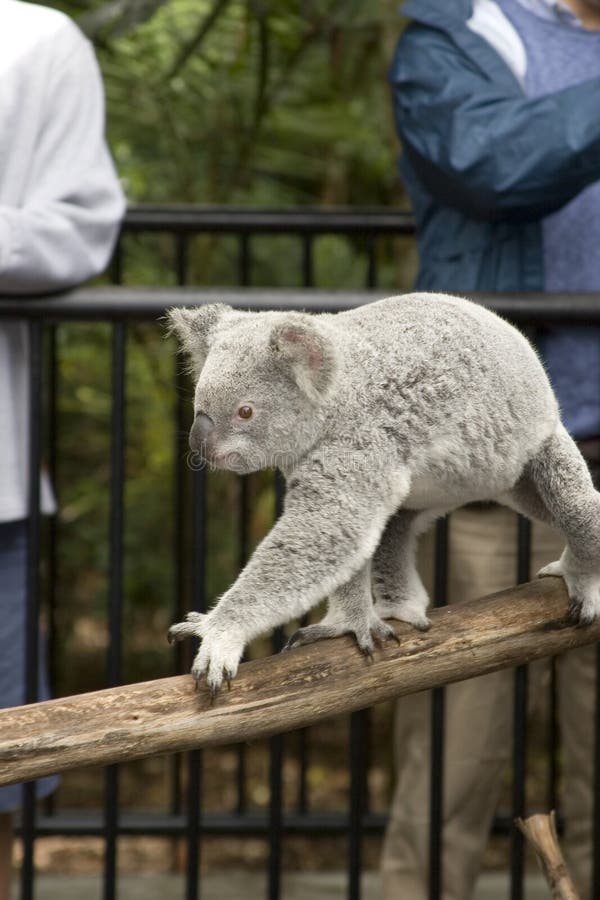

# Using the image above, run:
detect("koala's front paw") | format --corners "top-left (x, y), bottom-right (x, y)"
top-left (191, 628), bottom-right (245, 699)
top-left (168, 611), bottom-right (208, 643)
top-left (168, 612), bottom-right (245, 700)
top-left (538, 557), bottom-right (600, 626)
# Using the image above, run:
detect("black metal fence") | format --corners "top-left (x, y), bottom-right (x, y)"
top-left (2, 207), bottom-right (600, 900)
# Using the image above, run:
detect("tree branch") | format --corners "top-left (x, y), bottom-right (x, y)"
top-left (0, 576), bottom-right (598, 787)
top-left (516, 812), bottom-right (580, 899)
top-left (166, 0), bottom-right (232, 82)
top-left (78, 0), bottom-right (171, 41)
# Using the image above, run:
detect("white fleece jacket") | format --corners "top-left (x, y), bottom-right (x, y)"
top-left (0, 0), bottom-right (125, 521)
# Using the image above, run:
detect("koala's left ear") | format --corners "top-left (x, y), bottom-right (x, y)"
top-left (269, 316), bottom-right (339, 402)
top-left (166, 303), bottom-right (232, 372)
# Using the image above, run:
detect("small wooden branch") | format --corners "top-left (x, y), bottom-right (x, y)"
top-left (516, 812), bottom-right (580, 899)
top-left (0, 576), bottom-right (599, 787)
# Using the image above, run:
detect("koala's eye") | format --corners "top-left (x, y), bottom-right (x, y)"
top-left (237, 404), bottom-right (253, 420)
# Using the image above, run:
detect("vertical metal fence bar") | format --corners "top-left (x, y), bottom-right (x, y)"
top-left (186, 745), bottom-right (202, 900)
top-left (24, 330), bottom-right (43, 689)
top-left (175, 233), bottom-right (189, 286)
top-left (365, 235), bottom-right (377, 289)
top-left (362, 708), bottom-right (372, 816)
top-left (236, 475), bottom-right (249, 815)
top-left (547, 658), bottom-right (558, 812)
top-left (110, 238), bottom-right (124, 286)
top-left (429, 516), bottom-right (449, 900)
top-left (171, 233), bottom-right (190, 818)
top-left (296, 731), bottom-right (309, 815)
top-left (302, 234), bottom-right (314, 288)
top-left (46, 325), bottom-right (58, 685)
top-left (348, 709), bottom-right (367, 900)
top-left (268, 728), bottom-right (284, 900)
top-left (515, 515), bottom-right (531, 592)
top-left (239, 233), bottom-right (251, 287)
top-left (170, 370), bottom-right (188, 815)
top-left (171, 370), bottom-right (188, 820)
top-left (510, 516), bottom-right (531, 900)
top-left (236, 227), bottom-right (252, 815)
top-left (21, 320), bottom-right (44, 900)
top-left (268, 472), bottom-right (286, 900)
top-left (103, 322), bottom-right (127, 900)
top-left (186, 466), bottom-right (207, 900)
top-left (44, 324), bottom-right (59, 818)
top-left (510, 670), bottom-right (528, 900)
top-left (593, 646), bottom-right (600, 898)
top-left (296, 233), bottom-right (314, 814)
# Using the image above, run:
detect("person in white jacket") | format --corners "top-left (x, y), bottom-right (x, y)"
top-left (0, 2), bottom-right (125, 895)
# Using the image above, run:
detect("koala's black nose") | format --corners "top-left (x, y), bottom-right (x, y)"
top-left (190, 412), bottom-right (215, 449)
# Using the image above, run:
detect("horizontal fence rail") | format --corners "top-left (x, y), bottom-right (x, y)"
top-left (122, 205), bottom-right (417, 235)
top-left (1, 286), bottom-right (600, 320)
top-left (114, 205), bottom-right (418, 291)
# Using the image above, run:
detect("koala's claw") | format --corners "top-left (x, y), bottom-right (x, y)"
top-left (361, 644), bottom-right (375, 663)
top-left (538, 558), bottom-right (600, 627)
top-left (370, 617), bottom-right (400, 646)
top-left (168, 611), bottom-right (208, 644)
top-left (284, 623), bottom-right (360, 652)
top-left (538, 561), bottom-right (564, 579)
top-left (567, 600), bottom-right (581, 626)
top-left (283, 615), bottom-right (398, 660)
top-left (567, 597), bottom-right (594, 628)
top-left (169, 612), bottom-right (244, 701)
top-left (283, 625), bottom-right (330, 651)
top-left (372, 630), bottom-right (400, 648)
top-left (194, 667), bottom-right (235, 705)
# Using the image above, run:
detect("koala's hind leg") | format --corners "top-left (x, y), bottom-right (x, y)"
top-left (513, 425), bottom-right (600, 625)
top-left (284, 562), bottom-right (398, 659)
top-left (372, 508), bottom-right (438, 631)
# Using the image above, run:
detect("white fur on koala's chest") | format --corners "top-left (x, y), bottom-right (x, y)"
top-left (403, 443), bottom-right (526, 511)
top-left (404, 476), bottom-right (491, 510)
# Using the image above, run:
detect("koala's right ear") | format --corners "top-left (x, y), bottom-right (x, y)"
top-left (166, 304), bottom-right (231, 372)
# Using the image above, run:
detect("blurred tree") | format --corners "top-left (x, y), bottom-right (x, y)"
top-left (51, 0), bottom-right (406, 210)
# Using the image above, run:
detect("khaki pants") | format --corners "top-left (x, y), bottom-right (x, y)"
top-left (381, 504), bottom-right (596, 900)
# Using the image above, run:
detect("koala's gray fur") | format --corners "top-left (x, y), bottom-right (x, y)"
top-left (167, 292), bottom-right (600, 696)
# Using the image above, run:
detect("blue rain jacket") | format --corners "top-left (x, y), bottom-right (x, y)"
top-left (390, 0), bottom-right (600, 292)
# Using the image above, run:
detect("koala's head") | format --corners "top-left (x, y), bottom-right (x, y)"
top-left (167, 304), bottom-right (340, 474)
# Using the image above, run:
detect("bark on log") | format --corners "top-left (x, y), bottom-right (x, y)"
top-left (516, 812), bottom-right (580, 899)
top-left (0, 575), bottom-right (599, 787)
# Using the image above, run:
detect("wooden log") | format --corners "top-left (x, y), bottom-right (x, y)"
top-left (0, 575), bottom-right (599, 787)
top-left (516, 812), bottom-right (580, 899)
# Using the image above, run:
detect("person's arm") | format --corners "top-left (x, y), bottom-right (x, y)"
top-left (390, 24), bottom-right (600, 223)
top-left (0, 24), bottom-right (125, 294)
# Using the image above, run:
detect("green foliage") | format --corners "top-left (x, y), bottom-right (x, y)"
top-left (51, 0), bottom-right (406, 207)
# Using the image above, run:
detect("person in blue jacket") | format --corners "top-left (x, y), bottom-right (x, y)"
top-left (381, 1), bottom-right (600, 898)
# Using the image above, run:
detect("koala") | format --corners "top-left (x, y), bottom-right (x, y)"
top-left (167, 292), bottom-right (600, 697)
